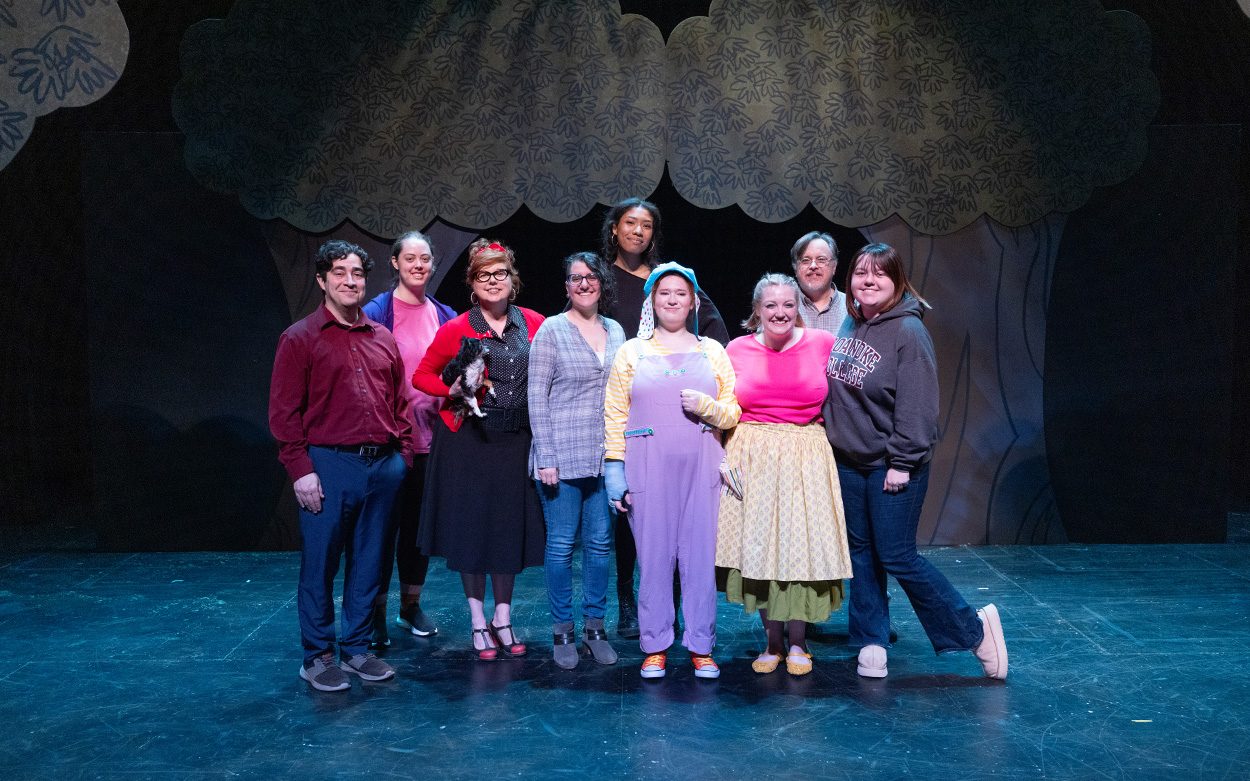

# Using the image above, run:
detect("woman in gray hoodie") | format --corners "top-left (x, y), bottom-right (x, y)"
top-left (824, 243), bottom-right (1008, 680)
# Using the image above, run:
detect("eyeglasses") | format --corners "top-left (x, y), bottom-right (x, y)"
top-left (474, 269), bottom-right (511, 283)
top-left (798, 257), bottom-right (832, 268)
top-left (565, 273), bottom-right (600, 285)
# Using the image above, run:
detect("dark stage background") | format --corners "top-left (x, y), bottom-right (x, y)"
top-left (1, 0), bottom-right (1247, 548)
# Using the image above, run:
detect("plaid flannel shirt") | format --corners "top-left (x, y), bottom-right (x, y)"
top-left (527, 313), bottom-right (626, 480)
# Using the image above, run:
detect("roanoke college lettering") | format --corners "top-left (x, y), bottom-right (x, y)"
top-left (826, 336), bottom-right (882, 390)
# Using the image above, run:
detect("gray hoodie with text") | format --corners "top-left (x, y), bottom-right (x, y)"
top-left (822, 295), bottom-right (938, 472)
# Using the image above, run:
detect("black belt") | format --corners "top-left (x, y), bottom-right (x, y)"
top-left (476, 407), bottom-right (529, 432)
top-left (327, 442), bottom-right (394, 458)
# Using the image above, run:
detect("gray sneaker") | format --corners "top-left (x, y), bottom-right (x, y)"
top-left (396, 602), bottom-right (438, 636)
top-left (340, 652), bottom-right (395, 681)
top-left (300, 653), bottom-right (350, 692)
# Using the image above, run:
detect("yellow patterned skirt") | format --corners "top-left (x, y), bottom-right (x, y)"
top-left (716, 421), bottom-right (852, 622)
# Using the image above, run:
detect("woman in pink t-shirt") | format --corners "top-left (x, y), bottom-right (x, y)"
top-left (715, 274), bottom-right (853, 676)
top-left (362, 230), bottom-right (457, 647)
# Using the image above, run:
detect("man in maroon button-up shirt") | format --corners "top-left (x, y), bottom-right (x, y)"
top-left (269, 240), bottom-right (415, 692)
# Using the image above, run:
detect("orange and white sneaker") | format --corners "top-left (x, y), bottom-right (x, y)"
top-left (640, 652), bottom-right (667, 679)
top-left (690, 652), bottom-right (720, 679)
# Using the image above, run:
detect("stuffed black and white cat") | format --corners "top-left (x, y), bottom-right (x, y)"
top-left (441, 336), bottom-right (493, 422)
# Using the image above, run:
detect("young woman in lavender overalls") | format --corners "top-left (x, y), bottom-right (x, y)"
top-left (598, 198), bottom-right (732, 639)
top-left (603, 263), bottom-right (740, 679)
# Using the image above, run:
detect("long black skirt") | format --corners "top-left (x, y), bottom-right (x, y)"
top-left (418, 418), bottom-right (545, 575)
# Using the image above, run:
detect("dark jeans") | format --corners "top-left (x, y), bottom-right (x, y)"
top-left (298, 447), bottom-right (406, 662)
top-left (380, 453), bottom-right (431, 598)
top-left (837, 462), bottom-right (983, 654)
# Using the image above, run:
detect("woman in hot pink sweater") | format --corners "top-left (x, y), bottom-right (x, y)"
top-left (716, 274), bottom-right (853, 676)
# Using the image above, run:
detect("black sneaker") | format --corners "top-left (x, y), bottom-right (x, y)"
top-left (396, 602), bottom-right (438, 636)
top-left (301, 653), bottom-right (350, 692)
top-left (340, 652), bottom-right (395, 681)
top-left (370, 605), bottom-right (390, 650)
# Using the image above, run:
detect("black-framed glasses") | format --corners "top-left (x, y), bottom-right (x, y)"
top-left (474, 269), bottom-right (510, 283)
top-left (565, 273), bottom-right (600, 285)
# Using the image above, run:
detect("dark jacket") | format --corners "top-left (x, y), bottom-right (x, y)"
top-left (823, 296), bottom-right (939, 472)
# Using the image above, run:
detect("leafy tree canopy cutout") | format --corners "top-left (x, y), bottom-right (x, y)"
top-left (0, 0), bottom-right (128, 170)
top-left (174, 0), bottom-right (1157, 236)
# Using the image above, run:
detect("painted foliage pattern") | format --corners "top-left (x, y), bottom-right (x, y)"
top-left (173, 0), bottom-right (1158, 236)
top-left (0, 0), bottom-right (128, 169)
top-left (667, 0), bottom-right (1157, 230)
top-left (175, 0), bottom-right (668, 237)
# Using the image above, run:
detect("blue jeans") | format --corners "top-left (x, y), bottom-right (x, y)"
top-left (299, 447), bottom-right (406, 662)
top-left (837, 462), bottom-right (983, 654)
top-left (537, 476), bottom-right (612, 624)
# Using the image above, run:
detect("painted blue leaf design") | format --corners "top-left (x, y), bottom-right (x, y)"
top-left (562, 135), bottom-right (612, 172)
top-left (743, 181), bottom-right (794, 220)
top-left (41, 0), bottom-right (88, 22)
top-left (506, 131), bottom-right (557, 166)
top-left (0, 100), bottom-right (27, 151)
top-left (741, 119), bottom-right (795, 156)
top-left (706, 36), bottom-right (755, 79)
top-left (10, 25), bottom-right (118, 104)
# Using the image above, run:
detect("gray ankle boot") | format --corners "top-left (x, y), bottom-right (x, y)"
top-left (553, 622), bottom-right (579, 669)
top-left (582, 618), bottom-right (618, 665)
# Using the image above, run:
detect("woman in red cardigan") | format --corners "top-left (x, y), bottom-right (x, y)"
top-left (413, 239), bottom-right (546, 660)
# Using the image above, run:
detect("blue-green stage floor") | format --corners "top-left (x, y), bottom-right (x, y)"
top-left (2, 543), bottom-right (1247, 780)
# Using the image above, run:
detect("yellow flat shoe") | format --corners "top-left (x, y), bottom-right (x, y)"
top-left (786, 651), bottom-right (813, 675)
top-left (751, 652), bottom-right (780, 673)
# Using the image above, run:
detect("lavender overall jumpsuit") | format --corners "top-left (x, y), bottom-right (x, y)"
top-left (624, 348), bottom-right (725, 655)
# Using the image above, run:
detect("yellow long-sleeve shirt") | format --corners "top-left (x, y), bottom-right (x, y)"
top-left (604, 336), bottom-right (740, 461)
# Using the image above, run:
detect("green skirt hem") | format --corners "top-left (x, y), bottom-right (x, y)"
top-left (724, 569), bottom-right (844, 622)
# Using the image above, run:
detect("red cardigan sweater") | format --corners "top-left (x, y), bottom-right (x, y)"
top-left (412, 307), bottom-right (546, 432)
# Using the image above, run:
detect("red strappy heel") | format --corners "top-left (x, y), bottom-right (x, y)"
top-left (487, 622), bottom-right (527, 657)
top-left (471, 627), bottom-right (497, 661)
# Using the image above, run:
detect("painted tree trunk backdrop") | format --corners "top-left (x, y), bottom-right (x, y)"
top-left (862, 214), bottom-right (1067, 545)
top-left (260, 219), bottom-right (479, 323)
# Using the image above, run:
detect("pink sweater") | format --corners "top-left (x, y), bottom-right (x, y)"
top-left (726, 329), bottom-right (837, 425)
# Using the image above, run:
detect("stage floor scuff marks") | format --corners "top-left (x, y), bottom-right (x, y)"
top-left (1, 544), bottom-right (1248, 780)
